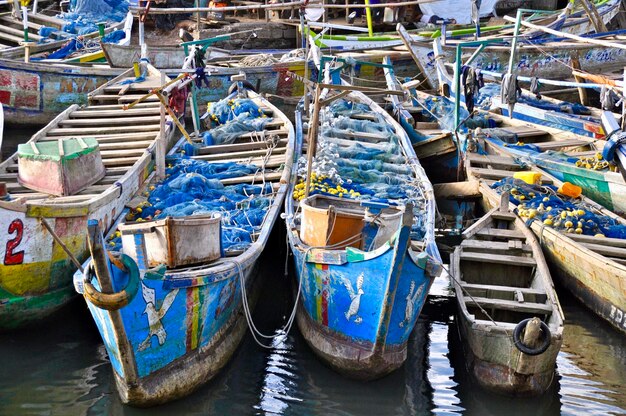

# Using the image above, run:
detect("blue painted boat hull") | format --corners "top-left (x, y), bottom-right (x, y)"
top-left (291, 238), bottom-right (435, 379)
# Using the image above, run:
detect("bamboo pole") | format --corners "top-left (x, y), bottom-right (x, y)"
top-left (129, 0), bottom-right (438, 14)
top-left (502, 14), bottom-right (626, 51)
top-left (157, 72), bottom-right (166, 180)
top-left (571, 70), bottom-right (623, 87)
top-left (304, 85), bottom-right (322, 200)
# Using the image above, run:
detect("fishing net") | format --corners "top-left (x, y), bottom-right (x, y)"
top-left (491, 177), bottom-right (626, 238)
top-left (61, 0), bottom-right (129, 35)
top-left (124, 158), bottom-right (274, 253)
top-left (476, 82), bottom-right (593, 116)
top-left (295, 98), bottom-right (428, 240)
top-left (202, 98), bottom-right (273, 146)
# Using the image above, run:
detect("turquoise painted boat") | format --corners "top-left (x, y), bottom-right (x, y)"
top-left (73, 83), bottom-right (295, 406)
top-left (285, 84), bottom-right (441, 379)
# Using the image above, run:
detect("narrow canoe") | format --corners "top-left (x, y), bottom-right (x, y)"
top-left (73, 83), bottom-right (294, 406)
top-left (285, 84), bottom-right (441, 379)
top-left (445, 182), bottom-right (564, 396)
top-left (0, 62), bottom-right (176, 329)
top-left (466, 129), bottom-right (626, 335)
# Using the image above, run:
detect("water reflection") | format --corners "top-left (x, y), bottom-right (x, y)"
top-left (0, 248), bottom-right (624, 416)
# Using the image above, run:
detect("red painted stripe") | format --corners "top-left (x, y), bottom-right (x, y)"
top-left (321, 277), bottom-right (329, 326)
top-left (185, 288), bottom-right (194, 350)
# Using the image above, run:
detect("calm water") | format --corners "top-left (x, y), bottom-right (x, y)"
top-left (1, 128), bottom-right (625, 415)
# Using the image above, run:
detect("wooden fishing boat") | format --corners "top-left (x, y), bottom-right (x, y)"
top-left (73, 81), bottom-right (294, 406)
top-left (409, 87), bottom-right (626, 333)
top-left (432, 39), bottom-right (608, 139)
top-left (398, 1), bottom-right (624, 89)
top-left (383, 57), bottom-right (458, 182)
top-left (0, 62), bottom-right (176, 329)
top-left (464, 133), bottom-right (626, 335)
top-left (422, 58), bottom-right (626, 217)
top-left (439, 181), bottom-right (564, 395)
top-left (0, 1), bottom-right (126, 61)
top-left (311, 0), bottom-right (620, 52)
top-left (0, 58), bottom-right (122, 126)
top-left (285, 82), bottom-right (441, 379)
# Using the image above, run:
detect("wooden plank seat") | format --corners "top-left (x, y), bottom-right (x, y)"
top-left (461, 239), bottom-right (532, 253)
top-left (474, 228), bottom-right (527, 240)
top-left (463, 295), bottom-right (553, 315)
top-left (460, 282), bottom-right (546, 296)
top-left (471, 167), bottom-right (553, 184)
top-left (220, 171), bottom-right (283, 185)
top-left (70, 107), bottom-right (162, 118)
top-left (92, 94), bottom-right (160, 103)
top-left (194, 137), bottom-right (290, 155)
top-left (192, 146), bottom-right (287, 161)
top-left (497, 126), bottom-right (550, 139)
top-left (47, 125), bottom-right (160, 136)
top-left (59, 115), bottom-right (161, 126)
top-left (79, 102), bottom-right (161, 111)
top-left (460, 251), bottom-right (536, 267)
top-left (533, 139), bottom-right (590, 151)
top-left (39, 132), bottom-right (159, 142)
top-left (468, 153), bottom-right (523, 169)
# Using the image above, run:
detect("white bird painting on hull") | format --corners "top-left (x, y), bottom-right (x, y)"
top-left (400, 281), bottom-right (424, 328)
top-left (138, 283), bottom-right (180, 351)
top-left (342, 273), bottom-right (365, 323)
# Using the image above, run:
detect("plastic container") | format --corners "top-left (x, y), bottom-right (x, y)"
top-left (557, 182), bottom-right (582, 198)
top-left (513, 171), bottom-right (542, 185)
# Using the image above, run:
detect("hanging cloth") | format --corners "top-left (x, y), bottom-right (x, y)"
top-left (600, 85), bottom-right (618, 111)
top-left (168, 85), bottom-right (190, 117)
top-left (530, 77), bottom-right (542, 100)
top-left (501, 73), bottom-right (520, 117)
top-left (462, 66), bottom-right (481, 115)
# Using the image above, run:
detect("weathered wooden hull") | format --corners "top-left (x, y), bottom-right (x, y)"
top-left (418, 40), bottom-right (626, 90)
top-left (291, 235), bottom-right (435, 379)
top-left (458, 318), bottom-right (562, 396)
top-left (0, 162), bottom-right (153, 328)
top-left (0, 50), bottom-right (416, 126)
top-left (102, 43), bottom-right (233, 69)
top-left (528, 222), bottom-right (626, 335)
top-left (0, 58), bottom-right (121, 126)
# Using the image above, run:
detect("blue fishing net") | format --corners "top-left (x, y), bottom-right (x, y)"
top-left (476, 82), bottom-right (593, 116)
top-left (64, 0), bottom-right (129, 34)
top-left (202, 98), bottom-right (272, 145)
top-left (295, 98), bottom-right (429, 240)
top-left (125, 158), bottom-right (273, 253)
top-left (421, 95), bottom-right (496, 132)
top-left (101, 29), bottom-right (126, 44)
top-left (491, 177), bottom-right (626, 238)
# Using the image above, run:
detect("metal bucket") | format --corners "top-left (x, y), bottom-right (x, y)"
top-left (119, 213), bottom-right (222, 268)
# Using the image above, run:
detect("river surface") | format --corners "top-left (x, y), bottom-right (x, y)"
top-left (1, 127), bottom-right (625, 415)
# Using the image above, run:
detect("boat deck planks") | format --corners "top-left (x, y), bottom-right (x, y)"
top-left (0, 70), bottom-right (168, 205)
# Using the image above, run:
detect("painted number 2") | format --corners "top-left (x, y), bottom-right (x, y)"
top-left (4, 219), bottom-right (24, 265)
